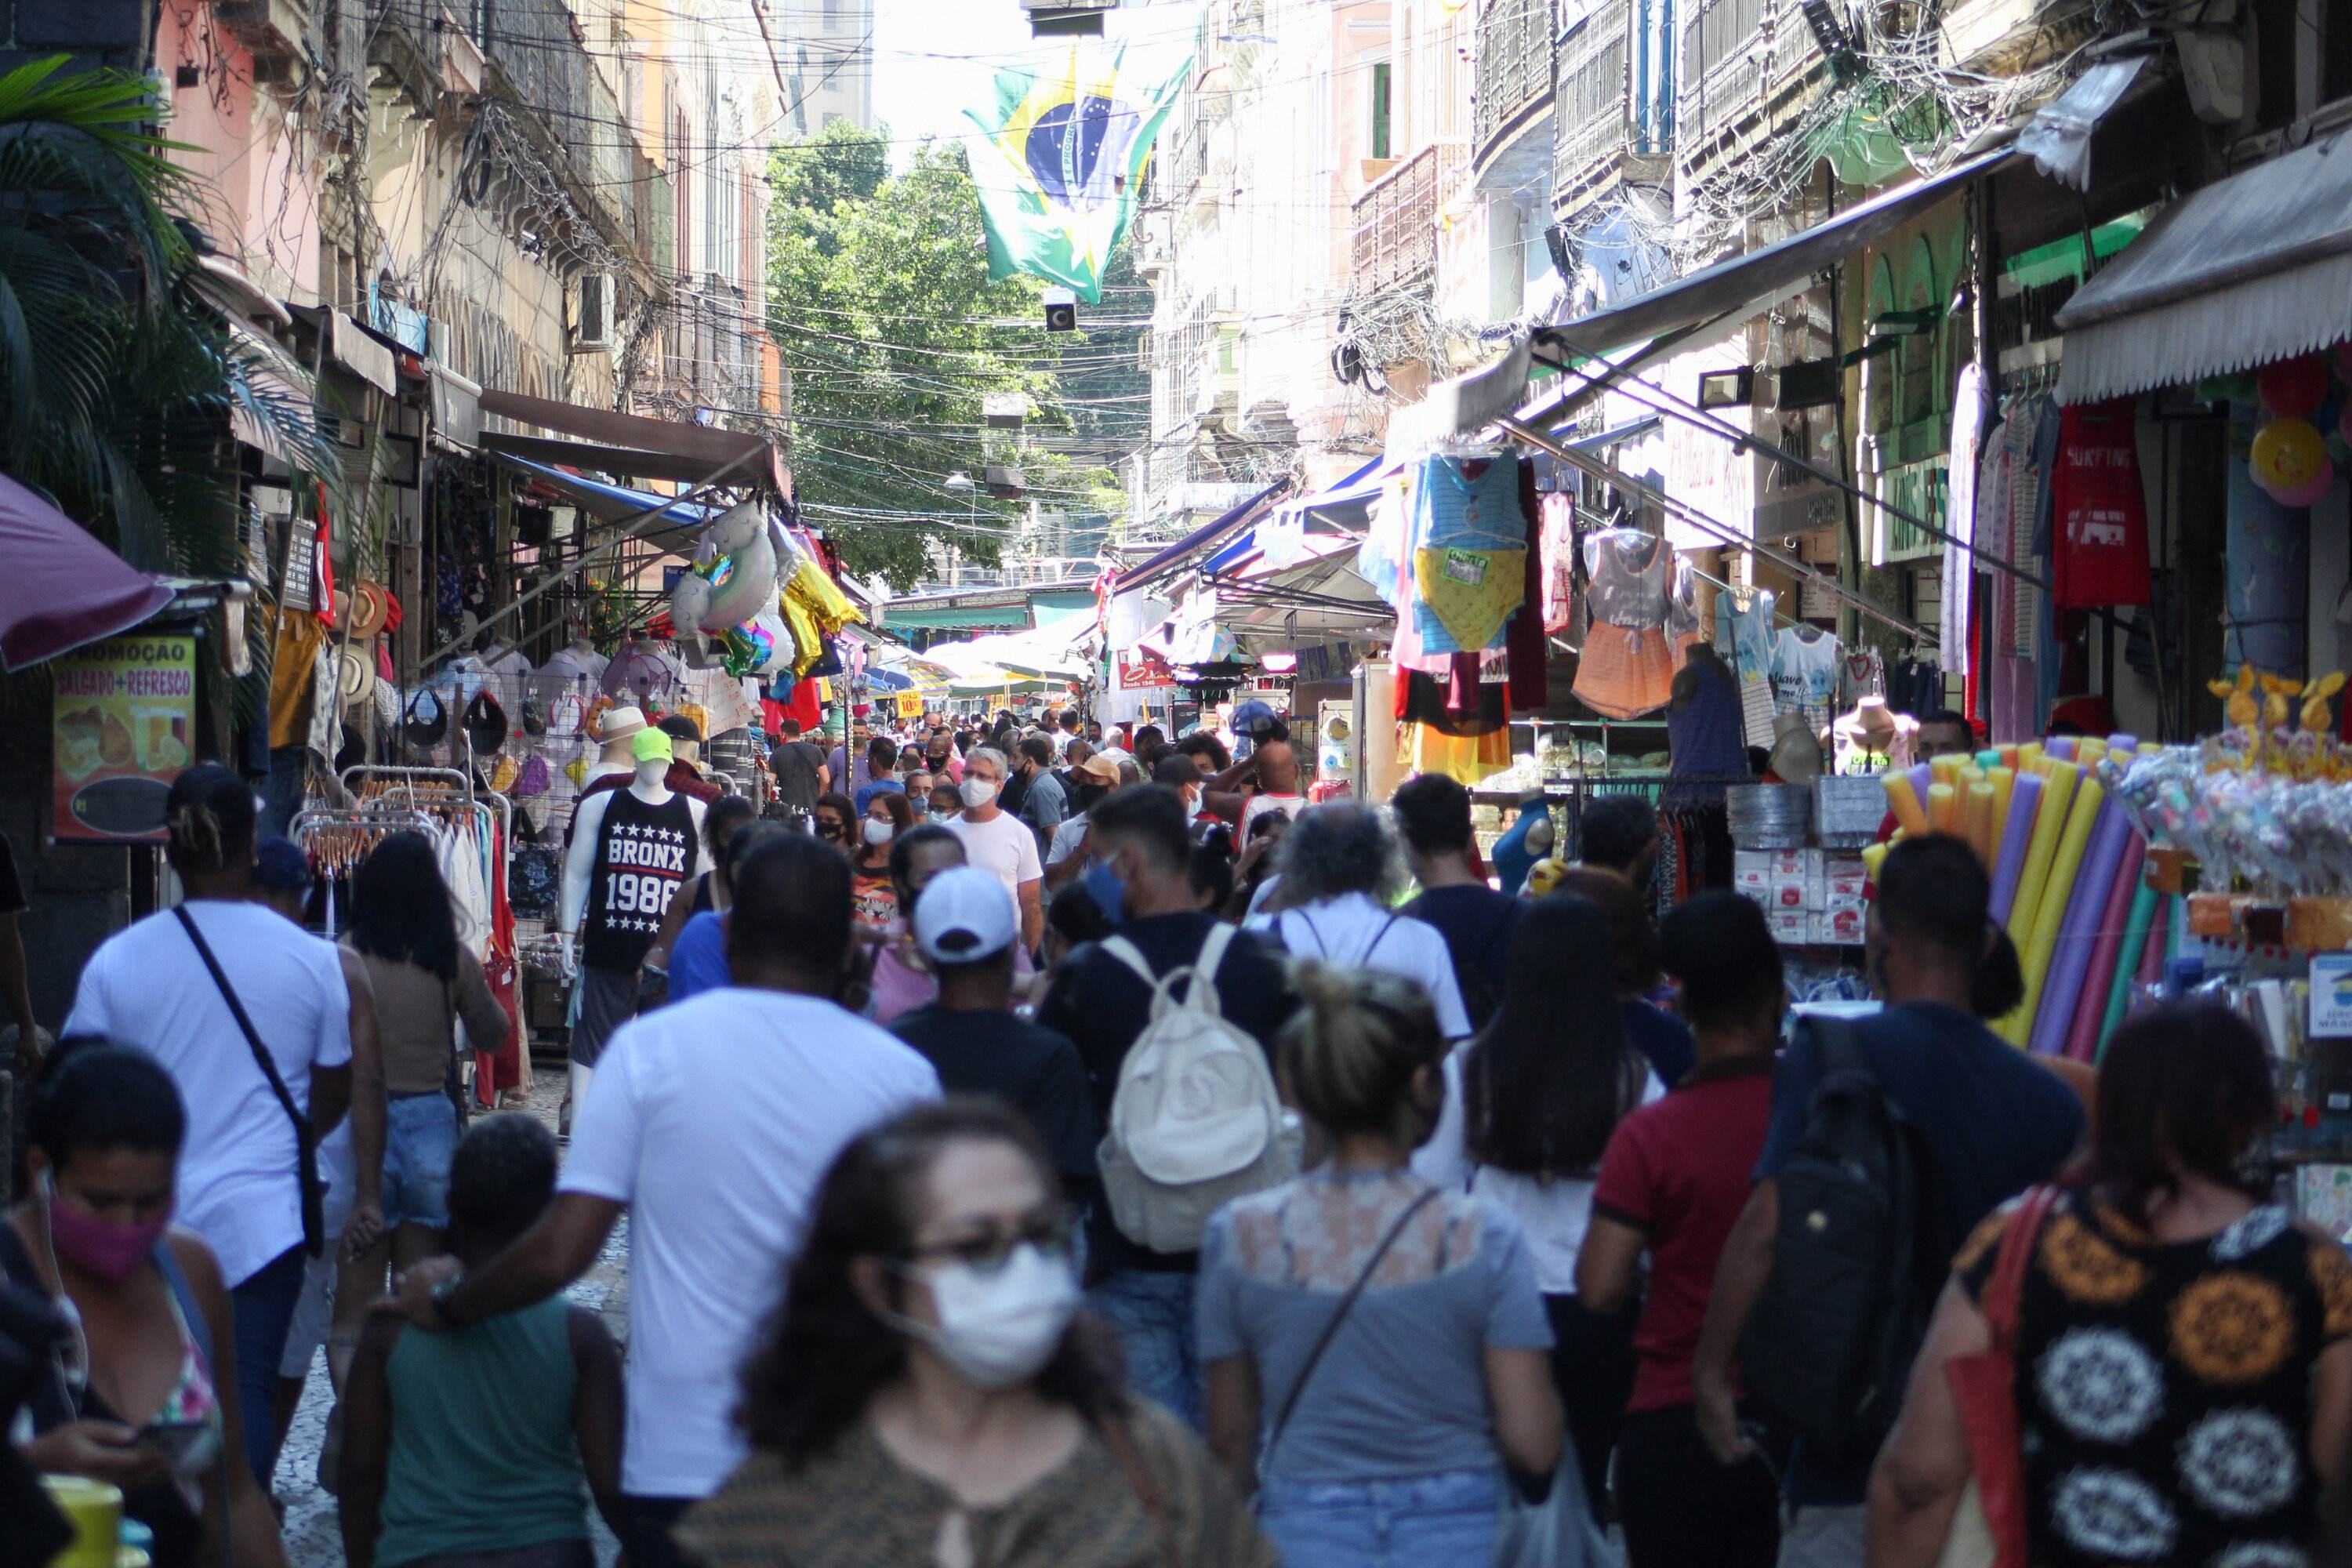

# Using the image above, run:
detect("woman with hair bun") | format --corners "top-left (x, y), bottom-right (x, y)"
top-left (1198, 961), bottom-right (1563, 1566)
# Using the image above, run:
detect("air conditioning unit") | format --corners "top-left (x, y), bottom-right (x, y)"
top-left (572, 274), bottom-right (615, 354)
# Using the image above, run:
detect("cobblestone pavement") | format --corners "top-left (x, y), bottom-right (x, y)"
top-left (275, 1063), bottom-right (628, 1568)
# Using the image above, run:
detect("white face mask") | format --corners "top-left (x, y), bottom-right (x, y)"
top-left (961, 776), bottom-right (998, 810)
top-left (862, 818), bottom-right (895, 846)
top-left (895, 1243), bottom-right (1080, 1390)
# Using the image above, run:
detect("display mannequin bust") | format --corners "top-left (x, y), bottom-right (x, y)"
top-left (586, 704), bottom-right (647, 786)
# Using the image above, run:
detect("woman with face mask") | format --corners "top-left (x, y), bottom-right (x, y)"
top-left (677, 1098), bottom-right (1274, 1568)
top-left (1199, 963), bottom-right (1564, 1567)
top-left (854, 792), bottom-right (917, 931)
top-left (811, 793), bottom-right (855, 848)
top-left (4, 1041), bottom-right (292, 1568)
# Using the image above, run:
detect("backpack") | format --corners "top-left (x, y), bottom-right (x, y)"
top-left (1737, 1017), bottom-right (1936, 1466)
top-left (1095, 924), bottom-right (1302, 1254)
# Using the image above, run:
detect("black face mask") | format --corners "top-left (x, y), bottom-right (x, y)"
top-left (815, 818), bottom-right (845, 842)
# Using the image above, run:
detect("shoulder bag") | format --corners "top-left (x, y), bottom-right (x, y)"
top-left (175, 908), bottom-right (326, 1257)
top-left (1936, 1183), bottom-right (2061, 1568)
top-left (1261, 1185), bottom-right (1440, 1468)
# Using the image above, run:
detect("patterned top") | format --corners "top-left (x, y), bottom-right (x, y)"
top-left (672, 1402), bottom-right (1275, 1568)
top-left (1955, 1191), bottom-right (2352, 1568)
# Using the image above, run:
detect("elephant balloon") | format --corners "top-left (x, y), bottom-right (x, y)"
top-left (669, 572), bottom-right (716, 664)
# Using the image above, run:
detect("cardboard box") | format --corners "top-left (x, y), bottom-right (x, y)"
top-left (1823, 852), bottom-right (1869, 902)
top-left (1768, 909), bottom-right (1813, 944)
top-left (1819, 903), bottom-right (1867, 945)
top-left (1733, 849), bottom-right (1774, 894)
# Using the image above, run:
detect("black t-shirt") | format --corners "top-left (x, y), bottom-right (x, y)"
top-left (890, 1005), bottom-right (1099, 1182)
top-left (1400, 884), bottom-right (1521, 1033)
top-left (1035, 913), bottom-right (1299, 1273)
top-left (769, 739), bottom-right (826, 810)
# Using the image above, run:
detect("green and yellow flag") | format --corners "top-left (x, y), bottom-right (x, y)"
top-left (963, 36), bottom-right (1193, 303)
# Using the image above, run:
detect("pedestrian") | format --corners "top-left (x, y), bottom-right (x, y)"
top-left (246, 837), bottom-right (388, 1444)
top-left (1042, 879), bottom-right (1114, 981)
top-left (1693, 833), bottom-right (2085, 1565)
top-left (1577, 892), bottom-right (1786, 1566)
top-left (927, 780), bottom-right (964, 826)
top-left (852, 738), bottom-right (907, 817)
top-left (1187, 824), bottom-right (1236, 916)
top-left (1035, 786), bottom-right (1297, 1424)
top-left (1016, 735), bottom-right (1069, 850)
top-left (1412, 893), bottom-right (1660, 1517)
top-left (379, 833), bottom-right (941, 1568)
top-left (1227, 810), bottom-right (1288, 920)
top-left (904, 771), bottom-right (935, 817)
top-left (768, 717), bottom-right (829, 818)
top-left (1044, 753), bottom-right (1122, 892)
top-left (1548, 865), bottom-right (1697, 1087)
top-left (1247, 804), bottom-right (1472, 1040)
top-left (1869, 1000), bottom-right (2352, 1566)
top-left (1577, 794), bottom-right (1662, 887)
top-left (811, 791), bottom-right (854, 851)
top-left (890, 866), bottom-right (1099, 1207)
top-left (3, 1042), bottom-right (292, 1566)
top-left (942, 746), bottom-right (1043, 954)
top-left (1393, 773), bottom-right (1523, 1032)
top-left (866, 825), bottom-right (970, 1026)
top-left (824, 723), bottom-right (880, 800)
top-left (924, 727), bottom-right (964, 785)
top-left (662, 820), bottom-right (792, 1007)
top-left (1200, 961), bottom-right (1563, 1566)
top-left (675, 1098), bottom-right (1273, 1566)
top-left (647, 794), bottom-right (758, 979)
top-left (854, 790), bottom-right (916, 931)
top-left (339, 1114), bottom-right (623, 1568)
top-left (1, 827), bottom-right (45, 1079)
top-left (64, 764), bottom-right (361, 1489)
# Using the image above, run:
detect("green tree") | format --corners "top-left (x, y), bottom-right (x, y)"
top-left (767, 128), bottom-right (1121, 591)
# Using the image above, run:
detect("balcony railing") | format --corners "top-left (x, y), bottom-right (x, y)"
top-left (1472, 0), bottom-right (1560, 170)
top-left (478, 0), bottom-right (648, 262)
top-left (1552, 0), bottom-right (1632, 191)
top-left (1351, 141), bottom-right (1468, 296)
top-left (1679, 0), bottom-right (1767, 146)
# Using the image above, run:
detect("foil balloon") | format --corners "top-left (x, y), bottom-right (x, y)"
top-left (2273, 460), bottom-right (2336, 510)
top-left (2251, 417), bottom-right (2328, 498)
top-left (699, 503), bottom-right (779, 630)
top-left (2258, 354), bottom-right (2330, 421)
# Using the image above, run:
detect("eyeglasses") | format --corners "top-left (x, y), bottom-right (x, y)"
top-left (904, 1204), bottom-right (1078, 1274)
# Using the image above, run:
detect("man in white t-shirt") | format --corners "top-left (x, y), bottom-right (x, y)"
top-left (382, 833), bottom-right (940, 1568)
top-left (942, 745), bottom-right (1042, 952)
top-left (66, 765), bottom-right (359, 1487)
top-left (1245, 801), bottom-right (1472, 1039)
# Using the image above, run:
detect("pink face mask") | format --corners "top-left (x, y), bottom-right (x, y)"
top-left (45, 1175), bottom-right (171, 1284)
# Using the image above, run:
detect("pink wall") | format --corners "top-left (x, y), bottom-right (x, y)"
top-left (154, 3), bottom-right (323, 306)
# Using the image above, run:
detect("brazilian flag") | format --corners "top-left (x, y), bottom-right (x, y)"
top-left (963, 37), bottom-right (1193, 303)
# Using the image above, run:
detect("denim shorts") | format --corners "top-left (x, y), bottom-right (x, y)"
top-left (1256, 1466), bottom-right (1501, 1568)
top-left (384, 1092), bottom-right (460, 1230)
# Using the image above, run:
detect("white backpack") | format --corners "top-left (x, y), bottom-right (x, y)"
top-left (1096, 924), bottom-right (1302, 1253)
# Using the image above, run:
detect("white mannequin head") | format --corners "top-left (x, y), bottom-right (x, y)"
top-left (630, 728), bottom-right (675, 797)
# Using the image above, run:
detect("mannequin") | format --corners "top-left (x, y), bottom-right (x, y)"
top-left (585, 705), bottom-right (647, 789)
top-left (540, 630), bottom-right (609, 684)
top-left (561, 728), bottom-right (706, 1109)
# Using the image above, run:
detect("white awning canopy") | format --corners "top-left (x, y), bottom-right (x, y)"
top-left (2056, 127), bottom-right (2352, 404)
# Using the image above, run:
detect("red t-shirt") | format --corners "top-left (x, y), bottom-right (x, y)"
top-left (1591, 1055), bottom-right (1778, 1412)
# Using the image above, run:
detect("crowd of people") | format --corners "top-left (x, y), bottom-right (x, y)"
top-left (11, 699), bottom-right (2352, 1568)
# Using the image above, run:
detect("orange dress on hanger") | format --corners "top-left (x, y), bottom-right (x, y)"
top-left (1573, 531), bottom-right (1677, 719)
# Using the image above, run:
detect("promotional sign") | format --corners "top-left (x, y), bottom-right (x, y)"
top-left (52, 635), bottom-right (196, 842)
top-left (1118, 652), bottom-right (1175, 688)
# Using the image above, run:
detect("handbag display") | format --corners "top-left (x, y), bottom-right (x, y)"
top-left (1936, 1184), bottom-right (2060, 1568)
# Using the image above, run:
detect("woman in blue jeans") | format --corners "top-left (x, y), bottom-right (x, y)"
top-left (1199, 961), bottom-right (1563, 1567)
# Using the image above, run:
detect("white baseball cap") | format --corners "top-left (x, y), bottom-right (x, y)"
top-left (912, 866), bottom-right (1020, 965)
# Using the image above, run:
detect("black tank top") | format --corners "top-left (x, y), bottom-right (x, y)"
top-left (583, 787), bottom-right (701, 971)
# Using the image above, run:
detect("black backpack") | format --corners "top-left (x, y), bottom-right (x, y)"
top-left (1738, 1018), bottom-right (1940, 1465)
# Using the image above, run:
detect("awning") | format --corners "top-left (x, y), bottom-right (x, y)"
top-left (2055, 127), bottom-right (2352, 404)
top-left (503, 458), bottom-right (722, 532)
top-left (0, 472), bottom-right (173, 670)
top-left (1114, 482), bottom-right (1287, 595)
top-left (220, 317), bottom-right (316, 460)
top-left (429, 363), bottom-right (482, 448)
top-left (477, 388), bottom-right (788, 495)
top-left (1207, 457), bottom-right (1387, 575)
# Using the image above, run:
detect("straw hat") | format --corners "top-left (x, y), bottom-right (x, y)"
top-left (335, 642), bottom-right (376, 706)
top-left (347, 579), bottom-right (391, 637)
top-left (593, 704), bottom-right (648, 744)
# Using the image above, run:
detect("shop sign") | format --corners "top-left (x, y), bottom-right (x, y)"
top-left (1118, 652), bottom-right (1174, 688)
top-left (2311, 954), bottom-right (2352, 1039)
top-left (51, 635), bottom-right (197, 843)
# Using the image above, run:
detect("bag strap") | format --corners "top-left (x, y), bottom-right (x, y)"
top-left (175, 909), bottom-right (314, 1232)
top-left (1984, 1185), bottom-right (2060, 1350)
top-left (1185, 923), bottom-right (1236, 1014)
top-left (1360, 913), bottom-right (1403, 966)
top-left (1265, 1186), bottom-right (1442, 1467)
top-left (1098, 1411), bottom-right (1181, 1568)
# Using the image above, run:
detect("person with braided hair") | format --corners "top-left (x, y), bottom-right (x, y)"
top-left (64, 764), bottom-right (361, 1490)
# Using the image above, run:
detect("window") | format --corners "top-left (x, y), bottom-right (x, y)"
top-left (1370, 62), bottom-right (1392, 158)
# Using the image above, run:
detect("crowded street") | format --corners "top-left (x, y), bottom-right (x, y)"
top-left (11, 2), bottom-right (2352, 1566)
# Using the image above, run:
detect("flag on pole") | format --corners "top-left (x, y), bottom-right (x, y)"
top-left (963, 36), bottom-right (1192, 303)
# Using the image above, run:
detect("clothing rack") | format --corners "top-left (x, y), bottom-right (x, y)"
top-left (342, 764), bottom-right (511, 851)
top-left (289, 807), bottom-right (437, 877)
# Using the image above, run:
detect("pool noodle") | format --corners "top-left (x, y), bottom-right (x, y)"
top-left (2046, 735), bottom-right (2078, 761)
top-left (1988, 771), bottom-right (2043, 923)
top-left (1884, 771), bottom-right (1930, 837)
top-left (2005, 764), bottom-right (2080, 944)
top-left (2078, 737), bottom-right (2108, 765)
top-left (2029, 800), bottom-right (2131, 1057)
top-left (1930, 753), bottom-right (1964, 789)
top-left (2018, 742), bottom-right (2045, 775)
top-left (1965, 781), bottom-right (1997, 864)
top-left (1998, 745), bottom-right (2019, 769)
top-left (1976, 750), bottom-right (2002, 769)
top-left (2098, 877), bottom-right (2161, 1058)
top-left (2064, 831), bottom-right (2146, 1062)
top-left (2007, 775), bottom-right (2105, 1046)
top-left (1860, 840), bottom-right (1890, 882)
top-left (1928, 782), bottom-right (1958, 833)
top-left (1988, 766), bottom-right (2016, 844)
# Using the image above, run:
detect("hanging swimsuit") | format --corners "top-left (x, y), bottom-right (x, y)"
top-left (1409, 456), bottom-right (1527, 655)
top-left (1572, 531), bottom-right (1677, 719)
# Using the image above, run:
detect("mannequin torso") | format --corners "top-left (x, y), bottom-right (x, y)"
top-left (562, 760), bottom-right (706, 971)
